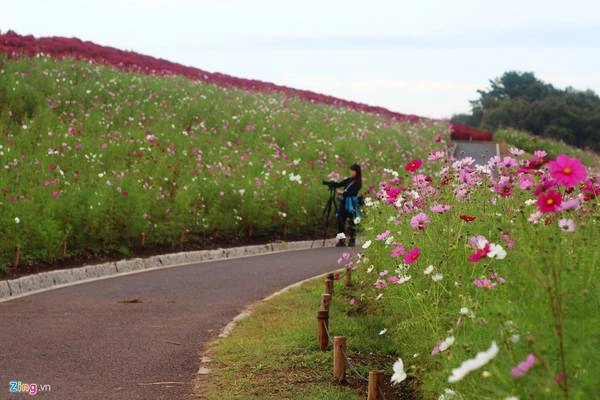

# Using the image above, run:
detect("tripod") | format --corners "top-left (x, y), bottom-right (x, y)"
top-left (322, 185), bottom-right (338, 246)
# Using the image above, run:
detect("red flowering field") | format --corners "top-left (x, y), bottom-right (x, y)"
top-left (0, 31), bottom-right (424, 123)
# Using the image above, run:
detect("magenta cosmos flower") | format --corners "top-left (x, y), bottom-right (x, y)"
top-left (548, 154), bottom-right (587, 187)
top-left (404, 247), bottom-right (421, 264)
top-left (511, 354), bottom-right (536, 377)
top-left (404, 159), bottom-right (423, 173)
top-left (536, 190), bottom-right (562, 213)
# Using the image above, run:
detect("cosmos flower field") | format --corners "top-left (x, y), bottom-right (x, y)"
top-left (341, 145), bottom-right (599, 398)
top-left (0, 55), bottom-right (441, 269)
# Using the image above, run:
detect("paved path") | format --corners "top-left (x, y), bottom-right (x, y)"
top-left (453, 140), bottom-right (499, 165)
top-left (0, 247), bottom-right (347, 400)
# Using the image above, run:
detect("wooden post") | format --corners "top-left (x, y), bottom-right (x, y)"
top-left (324, 277), bottom-right (333, 296)
top-left (61, 241), bottom-right (67, 258)
top-left (317, 310), bottom-right (329, 351)
top-left (320, 293), bottom-right (331, 312)
top-left (333, 336), bottom-right (347, 383)
top-left (345, 266), bottom-right (352, 287)
top-left (12, 245), bottom-right (20, 271)
top-left (141, 232), bottom-right (146, 247)
top-left (368, 370), bottom-right (384, 400)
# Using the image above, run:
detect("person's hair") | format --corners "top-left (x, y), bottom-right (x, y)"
top-left (350, 164), bottom-right (362, 184)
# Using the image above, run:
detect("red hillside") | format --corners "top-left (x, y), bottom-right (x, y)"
top-left (0, 31), bottom-right (421, 123)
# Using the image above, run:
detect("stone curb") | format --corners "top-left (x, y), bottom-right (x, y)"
top-left (0, 238), bottom-right (337, 303)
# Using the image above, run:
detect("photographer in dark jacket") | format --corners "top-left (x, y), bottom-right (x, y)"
top-left (332, 164), bottom-right (362, 247)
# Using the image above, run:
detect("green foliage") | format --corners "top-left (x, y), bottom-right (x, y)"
top-left (452, 71), bottom-right (600, 151)
top-left (0, 55), bottom-right (444, 269)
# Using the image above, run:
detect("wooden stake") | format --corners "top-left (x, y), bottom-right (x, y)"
top-left (345, 266), bottom-right (352, 287)
top-left (368, 370), bottom-right (384, 400)
top-left (324, 277), bottom-right (333, 296)
top-left (320, 293), bottom-right (332, 312)
top-left (333, 336), bottom-right (347, 383)
top-left (141, 232), bottom-right (146, 247)
top-left (317, 310), bottom-right (329, 352)
top-left (61, 241), bottom-right (67, 258)
top-left (12, 245), bottom-right (20, 271)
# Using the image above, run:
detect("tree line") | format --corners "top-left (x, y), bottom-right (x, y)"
top-left (452, 71), bottom-right (600, 151)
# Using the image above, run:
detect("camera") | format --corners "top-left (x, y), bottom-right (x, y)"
top-left (322, 180), bottom-right (336, 188)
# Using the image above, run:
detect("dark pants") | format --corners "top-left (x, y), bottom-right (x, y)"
top-left (337, 202), bottom-right (356, 240)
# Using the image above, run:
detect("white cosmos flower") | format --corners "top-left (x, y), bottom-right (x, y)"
top-left (384, 236), bottom-right (394, 245)
top-left (362, 240), bottom-right (372, 249)
top-left (367, 266), bottom-right (374, 273)
top-left (524, 199), bottom-right (537, 206)
top-left (375, 293), bottom-right (383, 301)
top-left (354, 217), bottom-right (361, 224)
top-left (459, 307), bottom-right (469, 315)
top-left (390, 358), bottom-right (407, 385)
top-left (438, 388), bottom-right (457, 400)
top-left (487, 243), bottom-right (506, 259)
top-left (14, 217), bottom-right (20, 224)
top-left (448, 341), bottom-right (499, 383)
top-left (439, 336), bottom-right (455, 352)
top-left (432, 273), bottom-right (444, 282)
top-left (379, 328), bottom-right (387, 335)
top-left (397, 275), bottom-right (411, 284)
top-left (336, 233), bottom-right (346, 240)
top-left (424, 265), bottom-right (435, 275)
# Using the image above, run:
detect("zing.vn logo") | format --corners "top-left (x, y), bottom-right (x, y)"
top-left (8, 381), bottom-right (51, 396)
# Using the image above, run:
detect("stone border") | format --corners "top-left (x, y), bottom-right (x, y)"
top-left (0, 238), bottom-right (337, 303)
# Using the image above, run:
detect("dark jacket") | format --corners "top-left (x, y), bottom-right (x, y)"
top-left (334, 177), bottom-right (361, 198)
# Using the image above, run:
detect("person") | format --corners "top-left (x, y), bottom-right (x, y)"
top-left (333, 164), bottom-right (362, 247)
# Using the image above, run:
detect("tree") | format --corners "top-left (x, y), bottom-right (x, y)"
top-left (452, 71), bottom-right (600, 151)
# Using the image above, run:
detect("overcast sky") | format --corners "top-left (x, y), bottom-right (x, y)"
top-left (2, 0), bottom-right (600, 118)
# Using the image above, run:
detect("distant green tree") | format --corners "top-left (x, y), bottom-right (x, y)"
top-left (452, 71), bottom-right (600, 151)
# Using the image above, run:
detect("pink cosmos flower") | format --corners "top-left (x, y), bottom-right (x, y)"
top-left (337, 252), bottom-right (351, 264)
top-left (349, 297), bottom-right (356, 305)
top-left (430, 204), bottom-right (452, 213)
top-left (404, 247), bottom-right (421, 264)
top-left (410, 213), bottom-right (430, 230)
top-left (518, 175), bottom-right (535, 190)
top-left (374, 279), bottom-right (388, 289)
top-left (494, 177), bottom-right (513, 197)
top-left (501, 231), bottom-right (515, 249)
top-left (434, 134), bottom-right (442, 143)
top-left (255, 178), bottom-right (262, 187)
top-left (391, 245), bottom-right (405, 257)
top-left (376, 230), bottom-right (391, 241)
top-left (473, 277), bottom-right (496, 289)
top-left (536, 190), bottom-right (562, 213)
top-left (511, 354), bottom-right (536, 377)
top-left (559, 197), bottom-right (580, 211)
top-left (388, 275), bottom-right (399, 284)
top-left (548, 154), bottom-right (587, 187)
top-left (534, 150), bottom-right (547, 159)
top-left (404, 159), bottom-right (423, 173)
top-left (428, 151), bottom-right (444, 161)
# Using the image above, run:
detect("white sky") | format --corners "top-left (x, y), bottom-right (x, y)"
top-left (2, 0), bottom-right (600, 118)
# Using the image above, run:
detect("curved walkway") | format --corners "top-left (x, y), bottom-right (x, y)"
top-left (453, 140), bottom-right (499, 165)
top-left (0, 247), bottom-right (347, 399)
